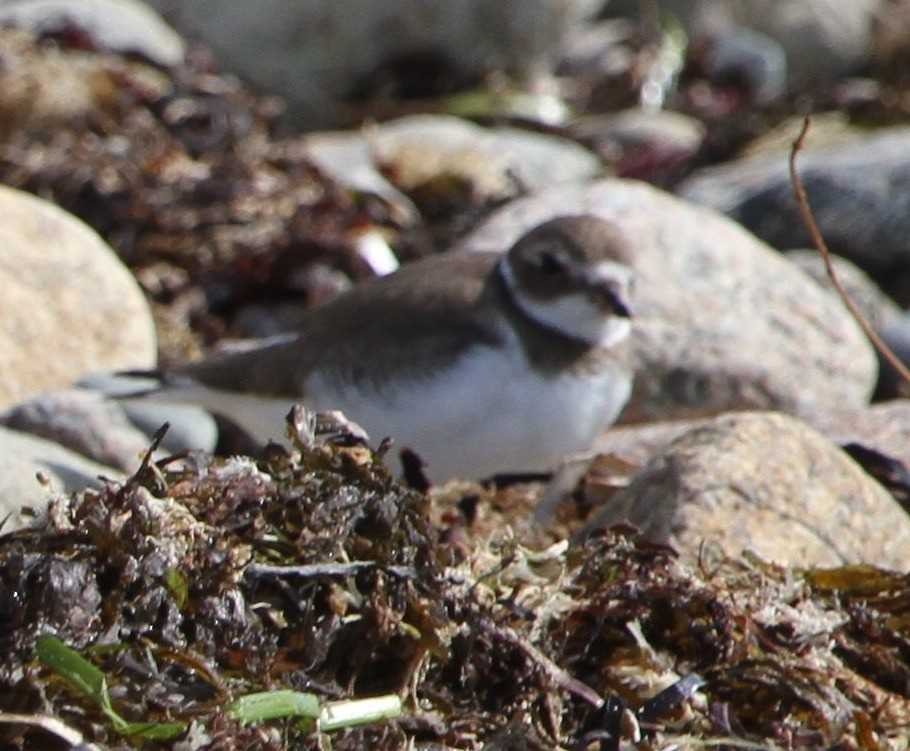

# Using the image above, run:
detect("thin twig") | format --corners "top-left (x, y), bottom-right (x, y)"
top-left (491, 623), bottom-right (605, 708)
top-left (789, 117), bottom-right (910, 389)
top-left (0, 712), bottom-right (102, 750)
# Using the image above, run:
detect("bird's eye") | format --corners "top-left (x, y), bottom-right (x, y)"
top-left (538, 251), bottom-right (565, 275)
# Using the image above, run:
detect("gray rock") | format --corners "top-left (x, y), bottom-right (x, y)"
top-left (120, 400), bottom-right (218, 455)
top-left (143, 0), bottom-right (606, 127)
top-left (372, 115), bottom-right (602, 195)
top-left (725, 0), bottom-right (880, 89)
top-left (583, 411), bottom-right (910, 569)
top-left (0, 0), bottom-right (186, 67)
top-left (593, 399), bottom-right (910, 478)
top-left (570, 109), bottom-right (706, 185)
top-left (0, 185), bottom-right (157, 409)
top-left (1, 389), bottom-right (152, 471)
top-left (877, 315), bottom-right (910, 401)
top-left (592, 419), bottom-right (699, 468)
top-left (306, 115), bottom-right (603, 213)
top-left (784, 249), bottom-right (901, 332)
top-left (77, 372), bottom-right (221, 455)
top-left (678, 126), bottom-right (910, 273)
top-left (557, 17), bottom-right (633, 80)
top-left (304, 131), bottom-right (419, 223)
top-left (698, 24), bottom-right (787, 105)
top-left (0, 386), bottom-right (218, 470)
top-left (0, 425), bottom-right (120, 530)
top-left (461, 178), bottom-right (877, 423)
top-left (813, 400), bottom-right (910, 471)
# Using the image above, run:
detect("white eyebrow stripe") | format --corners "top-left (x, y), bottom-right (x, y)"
top-left (588, 260), bottom-right (635, 284)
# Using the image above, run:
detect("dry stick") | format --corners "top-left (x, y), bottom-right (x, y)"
top-left (0, 712), bottom-right (102, 750)
top-left (789, 117), bottom-right (910, 389)
top-left (490, 623), bottom-right (605, 708)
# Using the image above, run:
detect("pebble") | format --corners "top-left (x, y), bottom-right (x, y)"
top-left (784, 249), bottom-right (901, 332)
top-left (1, 389), bottom-right (152, 472)
top-left (570, 109), bottom-right (706, 186)
top-left (594, 399), bottom-right (910, 474)
top-left (875, 314), bottom-right (910, 400)
top-left (606, 0), bottom-right (880, 90)
top-left (305, 114), bottom-right (603, 215)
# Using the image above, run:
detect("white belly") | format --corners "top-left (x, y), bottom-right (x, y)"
top-left (302, 344), bottom-right (631, 482)
top-left (149, 343), bottom-right (630, 482)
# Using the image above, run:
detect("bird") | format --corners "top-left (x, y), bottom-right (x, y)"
top-left (129, 215), bottom-right (636, 483)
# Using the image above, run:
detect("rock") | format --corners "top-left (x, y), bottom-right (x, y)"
top-left (0, 185), bottom-right (157, 409)
top-left (557, 17), bottom-right (634, 80)
top-left (678, 126), bottom-right (910, 274)
top-left (784, 249), bottom-right (901, 332)
top-left (725, 0), bottom-right (880, 89)
top-left (593, 400), bottom-right (910, 478)
top-left (0, 425), bottom-right (120, 530)
top-left (304, 131), bottom-right (419, 223)
top-left (569, 109), bottom-right (706, 186)
top-left (306, 115), bottom-right (603, 212)
top-left (695, 24), bottom-right (787, 106)
top-left (0, 0), bottom-right (186, 67)
top-left (372, 114), bottom-right (602, 194)
top-left (0, 385), bottom-right (218, 471)
top-left (143, 0), bottom-right (606, 127)
top-left (119, 400), bottom-right (219, 455)
top-left (583, 411), bottom-right (910, 569)
top-left (592, 419), bottom-right (699, 468)
top-left (812, 400), bottom-right (910, 470)
top-left (461, 178), bottom-right (877, 423)
top-left (876, 314), bottom-right (910, 400)
top-left (76, 371), bottom-right (220, 456)
top-left (1, 389), bottom-right (152, 472)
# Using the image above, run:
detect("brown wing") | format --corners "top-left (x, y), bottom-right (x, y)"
top-left (173, 252), bottom-right (505, 397)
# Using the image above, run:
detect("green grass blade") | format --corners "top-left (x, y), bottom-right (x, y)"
top-left (227, 690), bottom-right (321, 724)
top-left (34, 635), bottom-right (108, 705)
top-left (35, 635), bottom-right (186, 739)
top-left (114, 721), bottom-right (187, 739)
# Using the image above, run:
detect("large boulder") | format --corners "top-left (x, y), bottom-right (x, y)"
top-left (584, 411), bottom-right (910, 569)
top-left (0, 185), bottom-right (156, 409)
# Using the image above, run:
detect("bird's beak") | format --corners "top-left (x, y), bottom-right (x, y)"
top-left (591, 281), bottom-right (632, 318)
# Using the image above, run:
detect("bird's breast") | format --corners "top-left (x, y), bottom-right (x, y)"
top-left (303, 338), bottom-right (631, 481)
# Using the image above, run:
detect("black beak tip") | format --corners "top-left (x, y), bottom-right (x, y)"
top-left (614, 298), bottom-right (632, 318)
top-left (602, 288), bottom-right (632, 318)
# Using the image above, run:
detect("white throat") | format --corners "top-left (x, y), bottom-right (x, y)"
top-left (500, 260), bottom-right (632, 347)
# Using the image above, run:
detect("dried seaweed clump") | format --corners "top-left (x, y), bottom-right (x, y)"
top-left (2, 418), bottom-right (910, 750)
top-left (0, 418), bottom-right (441, 750)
